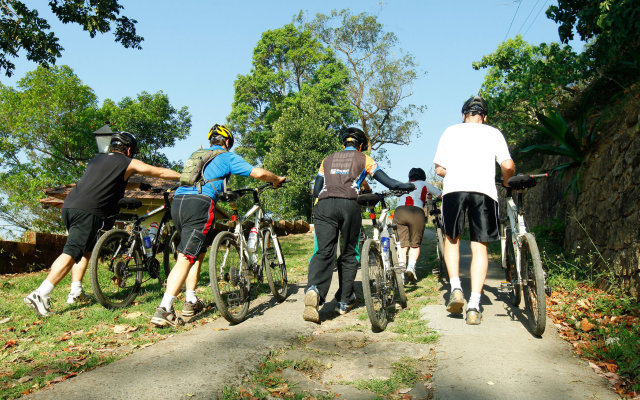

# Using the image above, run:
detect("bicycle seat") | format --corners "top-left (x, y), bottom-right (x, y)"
top-left (118, 198), bottom-right (142, 210)
top-left (507, 175), bottom-right (536, 190)
top-left (218, 191), bottom-right (240, 203)
top-left (429, 209), bottom-right (441, 216)
top-left (357, 193), bottom-right (380, 207)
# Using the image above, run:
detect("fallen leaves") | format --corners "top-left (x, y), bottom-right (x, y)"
top-left (1, 339), bottom-right (18, 350)
top-left (580, 318), bottom-right (595, 332)
top-left (112, 325), bottom-right (139, 334)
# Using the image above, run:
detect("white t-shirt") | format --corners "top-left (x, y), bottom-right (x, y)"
top-left (398, 180), bottom-right (442, 209)
top-left (433, 122), bottom-right (511, 201)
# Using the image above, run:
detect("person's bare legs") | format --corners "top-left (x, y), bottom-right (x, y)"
top-left (45, 254), bottom-right (77, 286)
top-left (444, 235), bottom-right (464, 314)
top-left (69, 253), bottom-right (91, 283)
top-left (184, 258), bottom-right (202, 304)
top-left (469, 241), bottom-right (488, 294)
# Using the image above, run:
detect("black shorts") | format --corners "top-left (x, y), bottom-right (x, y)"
top-left (62, 208), bottom-right (108, 262)
top-left (171, 195), bottom-right (216, 258)
top-left (442, 192), bottom-right (499, 242)
top-left (393, 206), bottom-right (426, 247)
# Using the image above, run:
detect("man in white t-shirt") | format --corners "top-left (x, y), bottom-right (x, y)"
top-left (433, 96), bottom-right (515, 325)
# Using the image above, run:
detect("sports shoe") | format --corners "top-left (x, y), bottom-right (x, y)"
top-left (406, 266), bottom-right (417, 282)
top-left (66, 290), bottom-right (90, 305)
top-left (181, 299), bottom-right (205, 318)
top-left (24, 291), bottom-right (51, 317)
top-left (302, 286), bottom-right (320, 323)
top-left (150, 307), bottom-right (184, 327)
top-left (335, 293), bottom-right (357, 315)
top-left (446, 289), bottom-right (465, 315)
top-left (466, 307), bottom-right (483, 325)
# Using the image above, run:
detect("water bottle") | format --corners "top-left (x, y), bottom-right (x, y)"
top-left (247, 226), bottom-right (258, 263)
top-left (149, 222), bottom-right (159, 244)
top-left (381, 229), bottom-right (390, 270)
top-left (141, 227), bottom-right (152, 257)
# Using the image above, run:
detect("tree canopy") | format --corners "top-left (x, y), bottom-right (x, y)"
top-left (0, 65), bottom-right (189, 234)
top-left (0, 0), bottom-right (143, 77)
top-left (302, 9), bottom-right (426, 158)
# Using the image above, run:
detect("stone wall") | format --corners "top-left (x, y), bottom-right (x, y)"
top-left (523, 101), bottom-right (640, 297)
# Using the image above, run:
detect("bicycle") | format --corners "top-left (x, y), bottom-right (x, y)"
top-left (429, 197), bottom-right (447, 282)
top-left (498, 173), bottom-right (549, 336)
top-left (209, 182), bottom-right (288, 324)
top-left (89, 188), bottom-right (177, 309)
top-left (358, 189), bottom-right (412, 332)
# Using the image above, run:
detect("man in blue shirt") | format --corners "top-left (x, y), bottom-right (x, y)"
top-left (151, 124), bottom-right (286, 327)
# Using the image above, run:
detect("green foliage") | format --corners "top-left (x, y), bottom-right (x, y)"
top-left (474, 36), bottom-right (588, 152)
top-left (0, 0), bottom-right (142, 77)
top-left (303, 9), bottom-right (426, 157)
top-left (0, 65), bottom-right (190, 234)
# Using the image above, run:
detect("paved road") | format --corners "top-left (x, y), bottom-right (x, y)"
top-left (421, 234), bottom-right (619, 400)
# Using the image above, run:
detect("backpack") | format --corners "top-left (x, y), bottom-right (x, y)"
top-left (179, 149), bottom-right (227, 194)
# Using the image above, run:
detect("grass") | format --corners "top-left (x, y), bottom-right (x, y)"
top-left (0, 234), bottom-right (308, 400)
top-left (351, 357), bottom-right (422, 396)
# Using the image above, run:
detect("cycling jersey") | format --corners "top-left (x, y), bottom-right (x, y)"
top-left (63, 152), bottom-right (132, 217)
top-left (316, 147), bottom-right (379, 200)
top-left (398, 180), bottom-right (442, 209)
top-left (175, 145), bottom-right (254, 201)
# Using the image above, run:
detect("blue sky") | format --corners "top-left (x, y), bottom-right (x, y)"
top-left (3, 0), bottom-right (577, 183)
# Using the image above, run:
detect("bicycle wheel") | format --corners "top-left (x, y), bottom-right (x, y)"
top-left (389, 235), bottom-right (407, 308)
top-left (436, 226), bottom-right (448, 282)
top-left (394, 269), bottom-right (407, 308)
top-left (89, 229), bottom-right (143, 309)
top-left (209, 231), bottom-right (250, 324)
top-left (361, 238), bottom-right (389, 332)
top-left (504, 228), bottom-right (521, 306)
top-left (162, 228), bottom-right (180, 281)
top-left (521, 233), bottom-right (546, 336)
top-left (263, 230), bottom-right (288, 302)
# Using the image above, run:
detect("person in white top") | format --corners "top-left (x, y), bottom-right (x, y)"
top-left (433, 96), bottom-right (515, 325)
top-left (394, 168), bottom-right (442, 281)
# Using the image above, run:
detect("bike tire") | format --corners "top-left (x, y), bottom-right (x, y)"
top-left (361, 238), bottom-right (388, 332)
top-left (436, 226), bottom-right (448, 282)
top-left (505, 228), bottom-right (522, 307)
top-left (162, 228), bottom-right (180, 282)
top-left (209, 231), bottom-right (250, 324)
top-left (263, 230), bottom-right (288, 302)
top-left (394, 269), bottom-right (407, 308)
top-left (521, 233), bottom-right (546, 336)
top-left (89, 229), bottom-right (143, 309)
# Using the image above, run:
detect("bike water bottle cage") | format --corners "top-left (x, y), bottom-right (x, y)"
top-left (508, 175), bottom-right (536, 190)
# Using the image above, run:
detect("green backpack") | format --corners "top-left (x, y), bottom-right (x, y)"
top-left (179, 149), bottom-right (227, 193)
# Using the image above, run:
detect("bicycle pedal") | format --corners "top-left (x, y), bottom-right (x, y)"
top-left (499, 281), bottom-right (513, 293)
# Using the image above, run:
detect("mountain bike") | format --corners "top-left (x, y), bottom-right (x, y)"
top-left (358, 189), bottom-right (412, 332)
top-left (89, 188), bottom-right (177, 309)
top-left (429, 197), bottom-right (447, 282)
top-left (498, 173), bottom-right (549, 336)
top-left (209, 182), bottom-right (288, 324)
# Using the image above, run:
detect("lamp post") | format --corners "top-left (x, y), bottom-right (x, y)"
top-left (93, 123), bottom-right (113, 154)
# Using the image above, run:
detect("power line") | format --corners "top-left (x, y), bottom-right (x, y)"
top-left (504, 0), bottom-right (523, 41)
top-left (523, 0), bottom-right (550, 37)
top-left (517, 0), bottom-right (542, 36)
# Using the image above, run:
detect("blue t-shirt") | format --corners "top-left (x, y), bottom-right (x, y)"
top-left (175, 145), bottom-right (254, 201)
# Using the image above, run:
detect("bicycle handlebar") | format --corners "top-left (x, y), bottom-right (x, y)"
top-left (219, 179), bottom-right (289, 202)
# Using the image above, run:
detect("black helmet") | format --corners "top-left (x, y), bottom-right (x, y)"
top-left (461, 96), bottom-right (488, 116)
top-left (408, 167), bottom-right (426, 181)
top-left (208, 124), bottom-right (234, 149)
top-left (110, 131), bottom-right (138, 155)
top-left (339, 127), bottom-right (368, 151)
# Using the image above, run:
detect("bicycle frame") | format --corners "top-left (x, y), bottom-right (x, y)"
top-left (366, 194), bottom-right (403, 273)
top-left (501, 190), bottom-right (527, 287)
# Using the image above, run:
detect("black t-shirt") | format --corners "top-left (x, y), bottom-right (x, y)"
top-left (63, 152), bottom-right (132, 217)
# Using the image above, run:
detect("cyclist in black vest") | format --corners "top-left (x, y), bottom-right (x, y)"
top-left (303, 127), bottom-right (415, 323)
top-left (24, 132), bottom-right (181, 317)
top-left (151, 124), bottom-right (286, 327)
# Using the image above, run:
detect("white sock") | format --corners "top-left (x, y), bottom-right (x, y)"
top-left (449, 277), bottom-right (462, 292)
top-left (407, 263), bottom-right (416, 271)
top-left (185, 290), bottom-right (197, 304)
top-left (468, 292), bottom-right (481, 310)
top-left (70, 281), bottom-right (82, 295)
top-left (160, 294), bottom-right (176, 311)
top-left (37, 280), bottom-right (55, 298)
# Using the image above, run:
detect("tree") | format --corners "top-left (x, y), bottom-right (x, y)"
top-left (0, 65), bottom-right (190, 235)
top-left (473, 36), bottom-right (587, 149)
top-left (303, 9), bottom-right (426, 158)
top-left (0, 0), bottom-right (143, 77)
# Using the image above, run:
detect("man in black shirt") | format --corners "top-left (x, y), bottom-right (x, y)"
top-left (24, 132), bottom-right (181, 316)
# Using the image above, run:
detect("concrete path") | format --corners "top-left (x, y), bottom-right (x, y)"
top-left (421, 235), bottom-right (619, 400)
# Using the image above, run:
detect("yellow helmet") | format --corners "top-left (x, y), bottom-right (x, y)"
top-left (208, 124), bottom-right (234, 149)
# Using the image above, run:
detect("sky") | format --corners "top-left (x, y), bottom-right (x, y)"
top-left (2, 0), bottom-right (579, 185)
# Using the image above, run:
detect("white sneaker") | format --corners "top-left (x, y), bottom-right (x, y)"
top-left (406, 266), bottom-right (417, 282)
top-left (24, 291), bottom-right (51, 316)
top-left (66, 290), bottom-right (90, 305)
